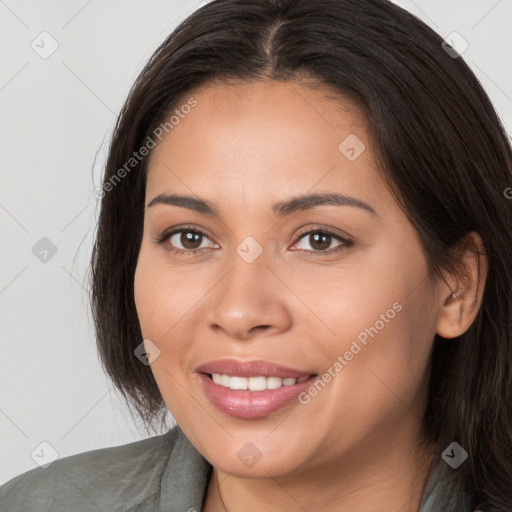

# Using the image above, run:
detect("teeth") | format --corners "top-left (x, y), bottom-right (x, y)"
top-left (266, 377), bottom-right (282, 389)
top-left (210, 374), bottom-right (310, 391)
top-left (248, 376), bottom-right (267, 391)
top-left (230, 376), bottom-right (248, 390)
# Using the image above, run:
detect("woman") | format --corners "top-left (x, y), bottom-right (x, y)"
top-left (1, 0), bottom-right (511, 510)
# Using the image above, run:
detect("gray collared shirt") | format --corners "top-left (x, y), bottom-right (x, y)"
top-left (0, 425), bottom-right (476, 511)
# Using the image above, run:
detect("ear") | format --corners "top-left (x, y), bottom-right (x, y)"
top-left (435, 231), bottom-right (488, 339)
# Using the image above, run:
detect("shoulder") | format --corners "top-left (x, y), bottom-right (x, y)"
top-left (0, 426), bottom-right (179, 512)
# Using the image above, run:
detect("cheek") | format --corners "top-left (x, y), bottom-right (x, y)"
top-left (133, 247), bottom-right (216, 391)
top-left (290, 254), bottom-right (406, 357)
top-left (133, 249), bottom-right (183, 370)
top-left (133, 255), bottom-right (163, 338)
top-left (310, 256), bottom-right (435, 418)
top-left (312, 311), bottom-right (433, 450)
top-left (134, 247), bottom-right (202, 339)
top-left (337, 298), bottom-right (435, 426)
top-left (134, 253), bottom-right (196, 418)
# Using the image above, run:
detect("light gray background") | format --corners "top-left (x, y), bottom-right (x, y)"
top-left (1, 0), bottom-right (511, 486)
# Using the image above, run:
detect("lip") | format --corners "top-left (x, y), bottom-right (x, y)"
top-left (195, 359), bottom-right (314, 379)
top-left (195, 359), bottom-right (318, 419)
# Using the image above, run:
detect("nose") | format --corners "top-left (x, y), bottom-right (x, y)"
top-left (206, 251), bottom-right (292, 341)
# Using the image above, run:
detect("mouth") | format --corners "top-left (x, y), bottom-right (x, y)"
top-left (195, 358), bottom-right (319, 418)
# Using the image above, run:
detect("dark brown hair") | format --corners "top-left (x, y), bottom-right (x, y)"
top-left (89, 1), bottom-right (512, 510)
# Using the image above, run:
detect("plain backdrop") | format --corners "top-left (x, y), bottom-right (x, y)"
top-left (1, 0), bottom-right (511, 486)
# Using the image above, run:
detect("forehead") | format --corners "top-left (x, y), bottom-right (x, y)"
top-left (145, 80), bottom-right (387, 213)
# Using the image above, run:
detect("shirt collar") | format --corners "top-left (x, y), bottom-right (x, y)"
top-left (159, 425), bottom-right (212, 512)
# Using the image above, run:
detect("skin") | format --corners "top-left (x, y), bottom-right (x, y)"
top-left (133, 80), bottom-right (487, 512)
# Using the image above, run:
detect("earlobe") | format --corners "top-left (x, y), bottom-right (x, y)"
top-left (436, 291), bottom-right (464, 339)
top-left (435, 231), bottom-right (488, 340)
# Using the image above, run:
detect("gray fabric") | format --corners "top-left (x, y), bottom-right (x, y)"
top-left (0, 424), bottom-right (475, 511)
top-left (418, 446), bottom-right (475, 512)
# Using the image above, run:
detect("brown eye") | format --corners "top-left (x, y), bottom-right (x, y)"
top-left (175, 230), bottom-right (204, 250)
top-left (307, 232), bottom-right (333, 251)
top-left (155, 227), bottom-right (218, 254)
top-left (291, 228), bottom-right (353, 255)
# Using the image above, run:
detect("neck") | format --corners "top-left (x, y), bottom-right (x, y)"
top-left (203, 431), bottom-right (436, 512)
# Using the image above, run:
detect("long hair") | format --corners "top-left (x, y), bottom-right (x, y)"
top-left (89, 1), bottom-right (512, 509)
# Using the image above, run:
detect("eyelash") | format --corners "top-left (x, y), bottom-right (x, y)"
top-left (153, 225), bottom-right (353, 257)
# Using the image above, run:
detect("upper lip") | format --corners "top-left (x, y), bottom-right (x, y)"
top-left (196, 359), bottom-right (316, 379)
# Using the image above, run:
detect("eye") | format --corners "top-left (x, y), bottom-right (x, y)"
top-left (154, 225), bottom-right (353, 256)
top-left (291, 228), bottom-right (353, 254)
top-left (154, 226), bottom-right (218, 255)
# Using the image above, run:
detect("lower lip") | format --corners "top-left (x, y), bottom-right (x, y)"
top-left (198, 373), bottom-right (317, 419)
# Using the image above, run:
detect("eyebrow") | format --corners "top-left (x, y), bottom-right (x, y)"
top-left (147, 192), bottom-right (378, 217)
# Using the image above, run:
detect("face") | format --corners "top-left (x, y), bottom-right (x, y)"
top-left (134, 80), bottom-right (441, 479)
